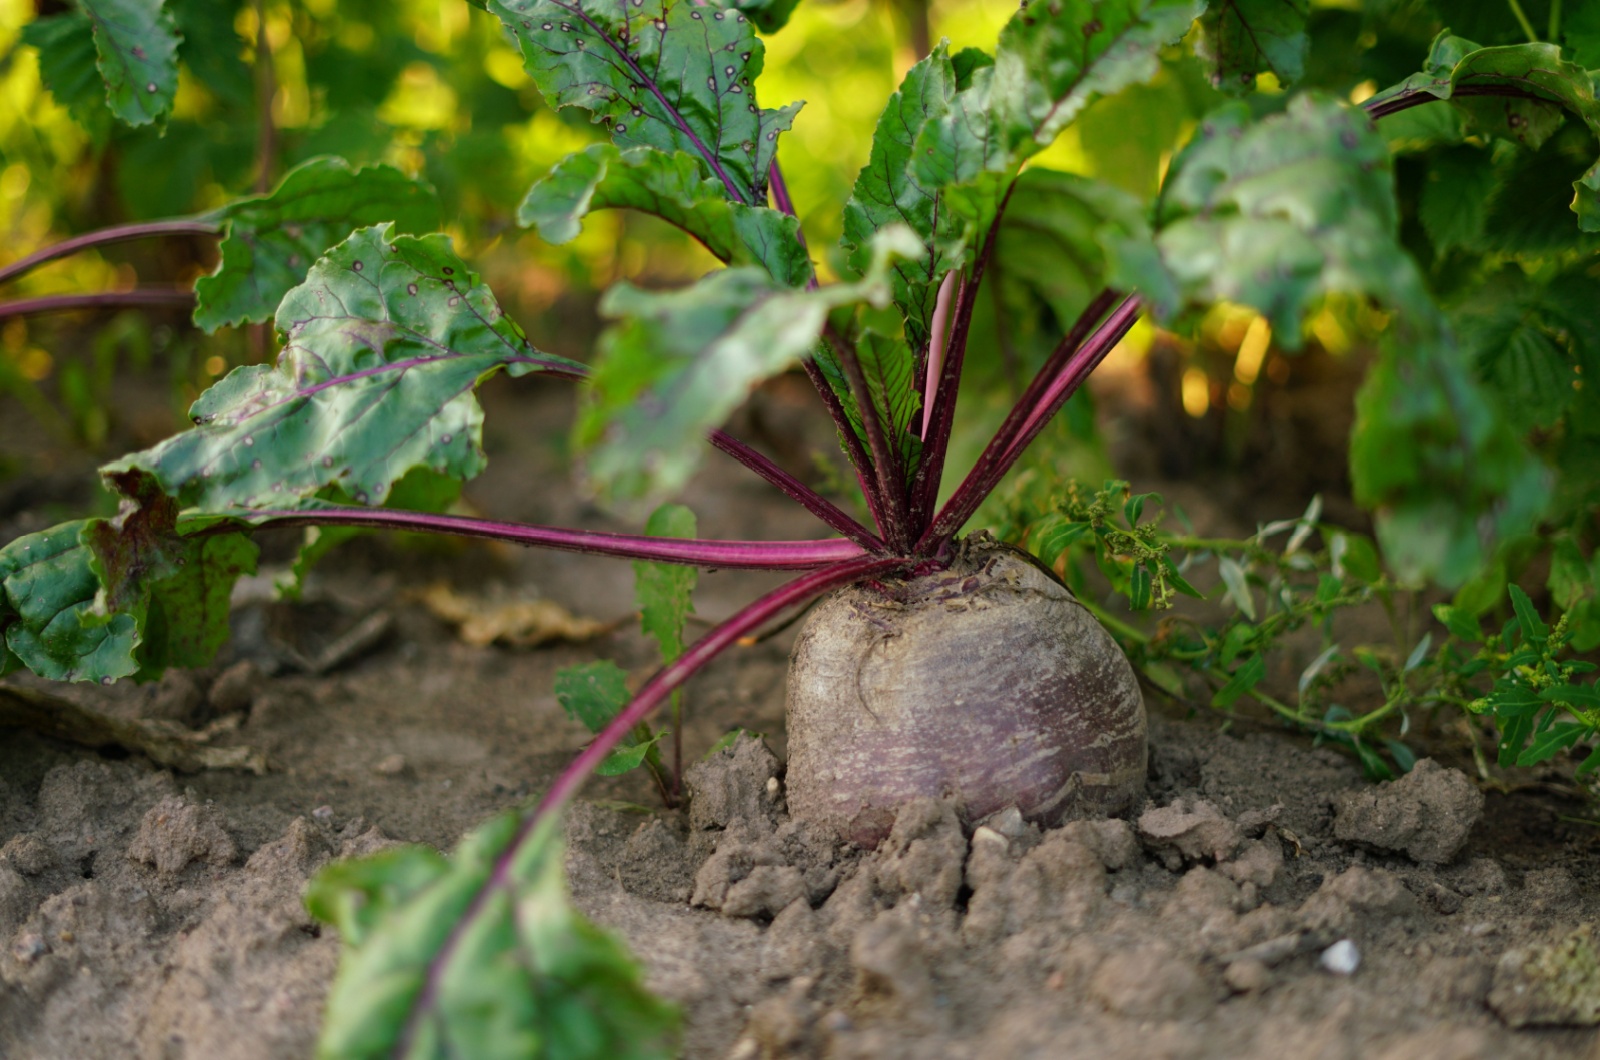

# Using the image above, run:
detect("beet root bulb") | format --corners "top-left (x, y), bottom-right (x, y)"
top-left (784, 539), bottom-right (1146, 847)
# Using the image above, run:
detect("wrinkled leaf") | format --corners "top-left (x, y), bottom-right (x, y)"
top-left (110, 224), bottom-right (583, 513)
top-left (520, 144), bottom-right (808, 287)
top-left (1419, 146), bottom-right (1495, 254)
top-left (79, 0), bottom-right (180, 127)
top-left (307, 812), bottom-right (678, 1059)
top-left (487, 0), bottom-right (799, 205)
top-left (634, 504), bottom-right (697, 665)
top-left (0, 522), bottom-right (140, 684)
top-left (577, 225), bottom-right (921, 504)
top-left (195, 157), bottom-right (441, 331)
top-left (1196, 0), bottom-right (1310, 95)
top-left (1369, 34), bottom-right (1600, 231)
top-left (1111, 94), bottom-right (1435, 345)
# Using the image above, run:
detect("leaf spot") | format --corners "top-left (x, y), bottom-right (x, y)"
top-left (442, 434), bottom-right (453, 444)
top-left (541, 21), bottom-right (551, 29)
top-left (616, 123), bottom-right (627, 133)
top-left (690, 10), bottom-right (701, 17)
top-left (252, 459), bottom-right (262, 471)
top-left (101, 676), bottom-right (113, 686)
top-left (244, 436), bottom-right (254, 447)
top-left (322, 457), bottom-right (334, 468)
top-left (146, 82), bottom-right (158, 93)
top-left (352, 261), bottom-right (364, 272)
top-left (560, 21), bottom-right (570, 31)
top-left (408, 283), bottom-right (419, 296)
top-left (442, 266), bottom-right (454, 275)
top-left (724, 65), bottom-right (734, 76)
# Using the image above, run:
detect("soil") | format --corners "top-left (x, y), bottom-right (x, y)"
top-left (4, 377), bottom-right (1600, 1059)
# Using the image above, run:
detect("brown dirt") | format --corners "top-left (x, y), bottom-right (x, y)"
top-left (3, 378), bottom-right (1600, 1058)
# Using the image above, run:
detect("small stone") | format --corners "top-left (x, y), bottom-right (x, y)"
top-left (1320, 939), bottom-right (1360, 975)
top-left (1224, 957), bottom-right (1272, 993)
top-left (126, 796), bottom-right (236, 877)
top-left (1138, 796), bottom-right (1243, 867)
top-left (312, 805), bottom-right (335, 821)
top-left (373, 754), bottom-right (407, 776)
top-left (0, 834), bottom-right (55, 876)
top-left (11, 932), bottom-right (46, 963)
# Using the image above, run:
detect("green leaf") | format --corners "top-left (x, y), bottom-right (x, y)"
top-left (1549, 538), bottom-right (1592, 612)
top-left (1418, 146), bottom-right (1495, 254)
top-left (77, 0), bottom-right (180, 127)
top-left (1509, 584), bottom-right (1549, 646)
top-left (1328, 531), bottom-right (1382, 585)
top-left (519, 144), bottom-right (808, 287)
top-left (1454, 268), bottom-right (1595, 432)
top-left (194, 157), bottom-right (442, 331)
top-left (841, 42), bottom-right (967, 349)
top-left (554, 660), bottom-right (661, 776)
top-left (1516, 721), bottom-right (1585, 766)
top-left (487, 0), bottom-right (799, 206)
top-left (169, 0), bottom-right (251, 109)
top-left (1369, 34), bottom-right (1600, 232)
top-left (109, 224), bottom-right (584, 514)
top-left (852, 330), bottom-right (924, 481)
top-left (1568, 4), bottom-right (1600, 68)
top-left (634, 504), bottom-right (697, 665)
top-left (1030, 516), bottom-right (1091, 568)
top-left (1385, 739), bottom-right (1417, 773)
top-left (1433, 603), bottom-right (1483, 643)
top-left (1217, 555), bottom-right (1256, 619)
top-left (992, 167), bottom-right (1146, 335)
top-left (1196, 0), bottom-right (1310, 96)
top-left (1350, 336), bottom-right (1548, 588)
top-left (1129, 562), bottom-right (1154, 611)
top-left (0, 469), bottom-right (257, 684)
top-left (1113, 95), bottom-right (1435, 346)
top-left (1543, 684), bottom-right (1600, 708)
top-left (308, 812), bottom-right (678, 1059)
top-left (721, 0), bottom-right (800, 33)
top-left (577, 225), bottom-right (922, 504)
top-left (555, 660), bottom-right (631, 733)
top-left (22, 12), bottom-right (113, 129)
top-left (912, 0), bottom-right (1204, 247)
top-left (1211, 652), bottom-right (1265, 708)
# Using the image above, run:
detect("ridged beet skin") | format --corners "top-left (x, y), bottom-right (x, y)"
top-left (784, 540), bottom-right (1146, 847)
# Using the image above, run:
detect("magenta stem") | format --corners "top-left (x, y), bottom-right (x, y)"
top-left (245, 505), bottom-right (867, 569)
top-left (0, 289), bottom-right (196, 320)
top-left (707, 429), bottom-right (885, 552)
top-left (767, 159), bottom-right (809, 258)
top-left (396, 553), bottom-right (904, 1052)
top-left (0, 220), bottom-right (220, 289)
top-left (919, 295), bottom-right (1142, 548)
top-left (907, 183), bottom-right (1016, 536)
top-left (1363, 82), bottom-right (1558, 120)
top-left (826, 324), bottom-right (911, 551)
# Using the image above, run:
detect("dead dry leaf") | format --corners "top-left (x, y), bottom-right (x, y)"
top-left (415, 583), bottom-right (613, 648)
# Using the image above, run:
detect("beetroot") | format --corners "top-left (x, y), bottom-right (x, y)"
top-left (784, 538), bottom-right (1146, 847)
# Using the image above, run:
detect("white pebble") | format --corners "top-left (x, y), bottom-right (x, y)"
top-left (1320, 939), bottom-right (1360, 975)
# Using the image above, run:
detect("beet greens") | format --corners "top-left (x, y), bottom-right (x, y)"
top-left (4, 0), bottom-right (1600, 1054)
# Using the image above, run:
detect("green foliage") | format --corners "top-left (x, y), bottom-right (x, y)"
top-left (0, 471), bottom-right (256, 684)
top-left (519, 143), bottom-right (809, 286)
top-left (195, 157), bottom-right (442, 332)
top-left (110, 224), bottom-right (584, 513)
top-left (1113, 93), bottom-right (1431, 344)
top-left (80, 0), bottom-right (180, 128)
top-left (1002, 482), bottom-right (1600, 781)
top-left (486, 0), bottom-right (799, 205)
top-left (306, 812), bottom-right (678, 1059)
top-left (576, 225), bottom-right (920, 505)
top-left (634, 504), bottom-right (698, 665)
top-left (1369, 32), bottom-right (1600, 230)
top-left (1196, 0), bottom-right (1310, 95)
top-left (554, 661), bottom-right (665, 777)
top-left (21, 12), bottom-right (112, 130)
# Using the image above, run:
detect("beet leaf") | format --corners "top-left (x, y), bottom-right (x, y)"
top-left (194, 157), bottom-right (442, 332)
top-left (487, 0), bottom-right (800, 205)
top-left (77, 0), bottom-right (179, 127)
top-left (1195, 0), bottom-right (1311, 95)
top-left (306, 813), bottom-right (678, 1059)
top-left (576, 224), bottom-right (920, 504)
top-left (105, 223), bottom-right (583, 513)
top-left (520, 143), bottom-right (809, 287)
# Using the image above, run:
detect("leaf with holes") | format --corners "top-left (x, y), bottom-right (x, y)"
top-left (79, 0), bottom-right (180, 127)
top-left (307, 812), bottom-right (678, 1059)
top-left (577, 225), bottom-right (921, 504)
top-left (487, 0), bottom-right (799, 206)
top-left (107, 224), bottom-right (584, 515)
top-left (520, 143), bottom-right (808, 287)
top-left (194, 156), bottom-right (441, 331)
top-left (1196, 0), bottom-right (1310, 96)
